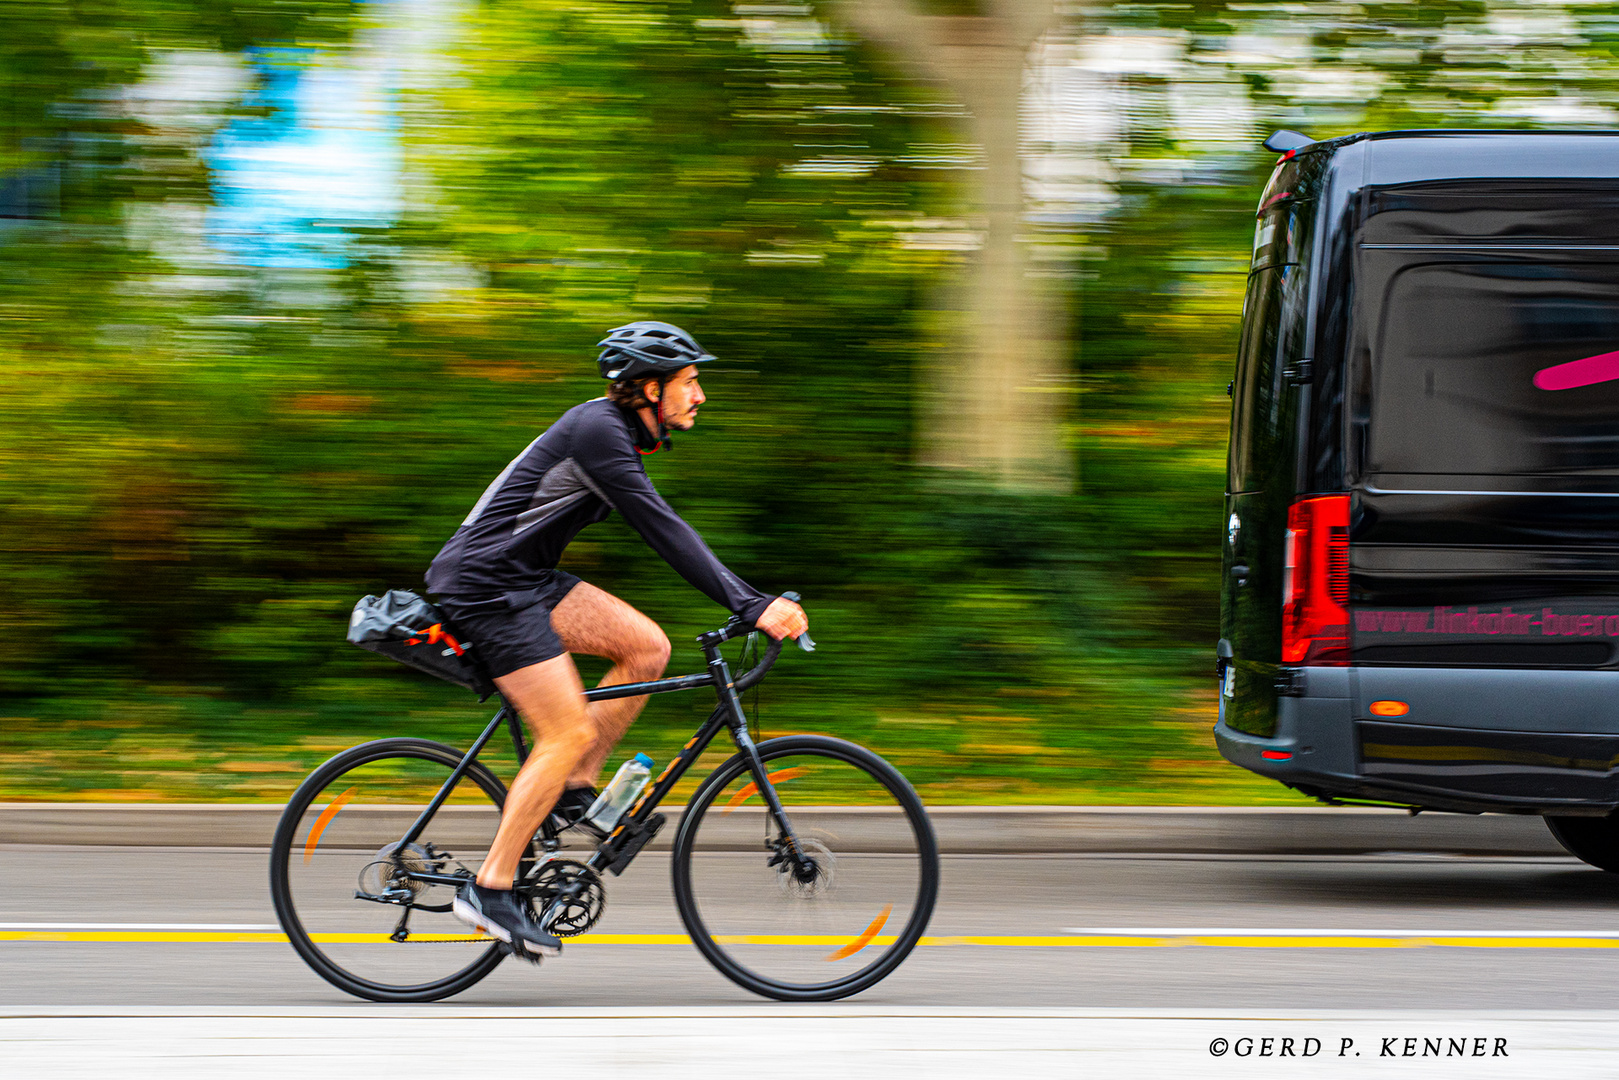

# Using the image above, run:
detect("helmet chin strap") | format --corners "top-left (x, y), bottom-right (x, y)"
top-left (637, 375), bottom-right (674, 455)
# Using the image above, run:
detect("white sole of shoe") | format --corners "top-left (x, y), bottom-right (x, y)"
top-left (451, 896), bottom-right (512, 943)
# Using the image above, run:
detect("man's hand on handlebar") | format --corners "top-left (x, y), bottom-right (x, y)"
top-left (756, 596), bottom-right (808, 642)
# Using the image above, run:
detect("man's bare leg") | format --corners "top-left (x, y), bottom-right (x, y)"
top-left (550, 581), bottom-right (671, 787)
top-left (474, 654), bottom-right (595, 889)
top-left (473, 584), bottom-right (667, 886)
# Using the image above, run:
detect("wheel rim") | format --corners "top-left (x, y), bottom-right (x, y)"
top-left (678, 744), bottom-right (933, 994)
top-left (276, 747), bottom-right (505, 995)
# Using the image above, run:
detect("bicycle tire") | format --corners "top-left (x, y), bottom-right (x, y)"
top-left (671, 735), bottom-right (939, 1001)
top-left (269, 738), bottom-right (509, 1002)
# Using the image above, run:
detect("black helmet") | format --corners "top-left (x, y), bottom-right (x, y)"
top-left (596, 321), bottom-right (714, 381)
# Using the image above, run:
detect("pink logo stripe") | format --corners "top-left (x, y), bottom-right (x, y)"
top-left (1533, 350), bottom-right (1619, 391)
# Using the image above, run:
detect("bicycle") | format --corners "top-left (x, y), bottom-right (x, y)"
top-left (269, 608), bottom-right (940, 1003)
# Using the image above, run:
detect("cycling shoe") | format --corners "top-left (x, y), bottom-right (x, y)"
top-left (452, 881), bottom-right (561, 959)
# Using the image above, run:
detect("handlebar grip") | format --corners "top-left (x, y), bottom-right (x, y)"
top-left (778, 592), bottom-right (813, 651)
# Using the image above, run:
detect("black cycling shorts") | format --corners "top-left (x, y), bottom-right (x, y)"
top-left (436, 570), bottom-right (583, 680)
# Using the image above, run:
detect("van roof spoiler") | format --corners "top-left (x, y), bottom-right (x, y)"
top-left (1263, 130), bottom-right (1315, 153)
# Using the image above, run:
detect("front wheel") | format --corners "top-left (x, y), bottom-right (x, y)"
top-left (671, 735), bottom-right (939, 1001)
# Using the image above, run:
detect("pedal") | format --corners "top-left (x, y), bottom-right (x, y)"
top-left (499, 940), bottom-right (544, 966)
top-left (604, 813), bottom-right (665, 876)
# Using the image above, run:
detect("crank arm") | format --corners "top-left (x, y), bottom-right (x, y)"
top-left (402, 869), bottom-right (471, 887)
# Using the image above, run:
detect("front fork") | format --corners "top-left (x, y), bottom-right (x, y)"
top-left (713, 654), bottom-right (812, 874)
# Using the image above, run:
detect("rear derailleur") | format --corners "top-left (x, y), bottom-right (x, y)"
top-left (354, 841), bottom-right (464, 908)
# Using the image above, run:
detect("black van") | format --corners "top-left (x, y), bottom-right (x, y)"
top-left (1218, 128), bottom-right (1619, 870)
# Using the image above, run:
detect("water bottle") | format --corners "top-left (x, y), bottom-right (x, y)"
top-left (586, 753), bottom-right (654, 833)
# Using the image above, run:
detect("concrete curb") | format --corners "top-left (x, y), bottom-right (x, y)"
top-left (0, 802), bottom-right (1569, 855)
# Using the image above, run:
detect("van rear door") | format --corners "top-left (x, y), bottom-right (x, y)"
top-left (1352, 184), bottom-right (1619, 672)
top-left (1222, 154), bottom-right (1317, 737)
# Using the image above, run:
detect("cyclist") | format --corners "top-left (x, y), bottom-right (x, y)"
top-left (426, 320), bottom-right (808, 959)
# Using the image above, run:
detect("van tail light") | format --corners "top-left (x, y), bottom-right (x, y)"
top-left (1282, 495), bottom-right (1350, 666)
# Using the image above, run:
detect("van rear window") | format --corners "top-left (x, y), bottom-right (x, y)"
top-left (1230, 265), bottom-right (1308, 492)
top-left (1366, 261), bottom-right (1619, 482)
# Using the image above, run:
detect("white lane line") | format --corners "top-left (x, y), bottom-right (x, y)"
top-left (0, 923), bottom-right (280, 931)
top-left (5, 924), bottom-right (1611, 939)
top-left (4, 1011), bottom-right (1618, 1079)
top-left (5, 924), bottom-right (1610, 937)
top-left (1062, 927), bottom-right (1619, 937)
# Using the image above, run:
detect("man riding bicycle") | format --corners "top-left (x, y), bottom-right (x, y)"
top-left (426, 321), bottom-right (808, 958)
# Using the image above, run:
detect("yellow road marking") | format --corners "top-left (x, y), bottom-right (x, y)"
top-left (0, 932), bottom-right (484, 944)
top-left (7, 931), bottom-right (1619, 949)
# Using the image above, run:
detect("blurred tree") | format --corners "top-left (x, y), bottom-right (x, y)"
top-left (827, 0), bottom-right (1072, 493)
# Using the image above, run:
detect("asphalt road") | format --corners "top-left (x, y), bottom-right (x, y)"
top-left (8, 846), bottom-right (1619, 1009)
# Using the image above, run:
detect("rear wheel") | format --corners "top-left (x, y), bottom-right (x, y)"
top-left (671, 735), bottom-right (939, 1001)
top-left (1546, 815), bottom-right (1619, 872)
top-left (269, 738), bottom-right (510, 1002)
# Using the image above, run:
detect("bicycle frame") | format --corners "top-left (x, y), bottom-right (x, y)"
top-left (393, 629), bottom-right (802, 889)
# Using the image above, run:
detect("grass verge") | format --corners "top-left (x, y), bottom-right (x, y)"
top-left (0, 667), bottom-right (1309, 806)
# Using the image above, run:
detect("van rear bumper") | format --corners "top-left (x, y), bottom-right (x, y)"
top-left (1215, 666), bottom-right (1619, 814)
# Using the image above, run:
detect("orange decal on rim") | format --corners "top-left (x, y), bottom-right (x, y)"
top-left (722, 767), bottom-right (808, 812)
top-left (825, 905), bottom-right (892, 961)
top-left (303, 787), bottom-right (357, 863)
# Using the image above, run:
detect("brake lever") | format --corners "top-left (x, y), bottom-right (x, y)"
top-left (778, 591), bottom-right (815, 651)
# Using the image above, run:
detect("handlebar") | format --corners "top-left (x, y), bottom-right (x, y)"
top-left (709, 591), bottom-right (814, 693)
top-left (732, 635), bottom-right (783, 693)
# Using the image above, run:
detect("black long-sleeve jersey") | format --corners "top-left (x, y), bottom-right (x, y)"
top-left (425, 397), bottom-right (775, 623)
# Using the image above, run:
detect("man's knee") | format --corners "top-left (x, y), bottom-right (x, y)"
top-left (642, 629), bottom-right (672, 677)
top-left (612, 620), bottom-right (670, 679)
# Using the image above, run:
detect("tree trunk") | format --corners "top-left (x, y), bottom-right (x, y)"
top-left (829, 0), bottom-right (1071, 493)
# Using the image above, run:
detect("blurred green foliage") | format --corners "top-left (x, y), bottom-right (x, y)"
top-left (9, 0), bottom-right (1619, 801)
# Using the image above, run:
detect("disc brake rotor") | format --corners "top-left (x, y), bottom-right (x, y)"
top-left (777, 837), bottom-right (835, 899)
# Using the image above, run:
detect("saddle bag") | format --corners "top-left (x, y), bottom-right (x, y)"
top-left (347, 589), bottom-right (495, 698)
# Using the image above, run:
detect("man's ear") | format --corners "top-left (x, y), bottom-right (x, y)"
top-left (644, 379), bottom-right (660, 403)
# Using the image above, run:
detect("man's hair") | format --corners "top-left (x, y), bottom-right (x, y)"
top-left (606, 376), bottom-right (658, 409)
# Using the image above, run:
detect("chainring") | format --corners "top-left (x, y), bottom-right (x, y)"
top-left (524, 859), bottom-right (607, 937)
